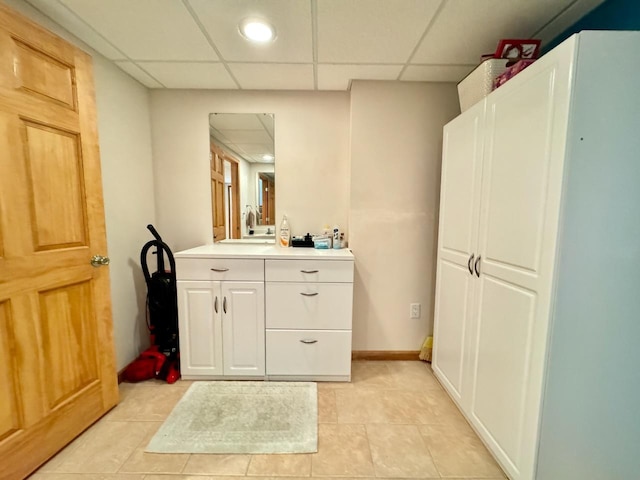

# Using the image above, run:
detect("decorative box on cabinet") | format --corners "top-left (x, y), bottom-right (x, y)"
top-left (433, 31), bottom-right (640, 480)
top-left (265, 259), bottom-right (354, 381)
top-left (176, 258), bottom-right (265, 379)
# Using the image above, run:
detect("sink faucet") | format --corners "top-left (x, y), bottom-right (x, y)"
top-left (266, 227), bottom-right (273, 234)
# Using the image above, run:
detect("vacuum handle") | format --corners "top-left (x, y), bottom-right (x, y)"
top-left (147, 224), bottom-right (162, 242)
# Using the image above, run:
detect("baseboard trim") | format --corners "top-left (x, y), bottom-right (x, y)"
top-left (352, 350), bottom-right (421, 361)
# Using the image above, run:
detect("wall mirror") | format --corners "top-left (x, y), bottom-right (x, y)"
top-left (208, 113), bottom-right (275, 243)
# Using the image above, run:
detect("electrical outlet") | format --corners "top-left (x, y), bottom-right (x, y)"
top-left (410, 303), bottom-right (421, 319)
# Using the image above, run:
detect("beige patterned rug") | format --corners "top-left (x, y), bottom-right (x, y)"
top-left (146, 381), bottom-right (318, 454)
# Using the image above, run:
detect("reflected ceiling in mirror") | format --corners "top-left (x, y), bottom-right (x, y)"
top-left (209, 113), bottom-right (275, 244)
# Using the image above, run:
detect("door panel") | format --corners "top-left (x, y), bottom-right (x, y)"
top-left (177, 281), bottom-right (223, 376)
top-left (437, 100), bottom-right (485, 260)
top-left (222, 281), bottom-right (265, 376)
top-left (39, 281), bottom-right (98, 410)
top-left (432, 260), bottom-right (472, 403)
top-left (471, 277), bottom-right (536, 469)
top-left (480, 67), bottom-right (557, 275)
top-left (13, 38), bottom-right (76, 109)
top-left (211, 148), bottom-right (226, 242)
top-left (23, 121), bottom-right (87, 250)
top-left (0, 5), bottom-right (118, 479)
top-left (0, 300), bottom-right (21, 443)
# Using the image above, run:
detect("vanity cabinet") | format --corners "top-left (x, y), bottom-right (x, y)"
top-left (265, 259), bottom-right (354, 380)
top-left (175, 245), bottom-right (354, 381)
top-left (176, 258), bottom-right (265, 379)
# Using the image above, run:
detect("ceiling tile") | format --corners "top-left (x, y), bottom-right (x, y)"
top-left (222, 130), bottom-right (272, 144)
top-left (188, 0), bottom-right (312, 62)
top-left (401, 64), bottom-right (475, 83)
top-left (115, 61), bottom-right (164, 88)
top-left (137, 62), bottom-right (238, 89)
top-left (317, 0), bottom-right (442, 63)
top-left (58, 0), bottom-right (217, 61)
top-left (412, 0), bottom-right (575, 65)
top-left (317, 64), bottom-right (403, 90)
top-left (229, 64), bottom-right (314, 90)
top-left (533, 0), bottom-right (607, 44)
top-left (25, 0), bottom-right (126, 60)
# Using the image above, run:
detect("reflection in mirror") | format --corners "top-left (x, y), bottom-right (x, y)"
top-left (209, 113), bottom-right (275, 243)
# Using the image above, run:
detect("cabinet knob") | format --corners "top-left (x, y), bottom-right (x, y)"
top-left (223, 296), bottom-right (227, 314)
top-left (214, 296), bottom-right (218, 313)
top-left (468, 254), bottom-right (474, 275)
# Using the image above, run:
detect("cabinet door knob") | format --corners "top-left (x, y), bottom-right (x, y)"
top-left (474, 255), bottom-right (481, 277)
top-left (211, 268), bottom-right (229, 272)
top-left (300, 269), bottom-right (319, 274)
top-left (300, 292), bottom-right (319, 297)
top-left (214, 296), bottom-right (218, 313)
top-left (468, 254), bottom-right (474, 275)
top-left (300, 339), bottom-right (318, 344)
top-left (223, 296), bottom-right (227, 314)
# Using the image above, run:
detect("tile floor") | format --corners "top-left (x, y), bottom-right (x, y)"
top-left (31, 361), bottom-right (506, 480)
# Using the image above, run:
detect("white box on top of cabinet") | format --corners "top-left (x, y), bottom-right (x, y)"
top-left (432, 32), bottom-right (640, 480)
top-left (175, 244), bottom-right (354, 381)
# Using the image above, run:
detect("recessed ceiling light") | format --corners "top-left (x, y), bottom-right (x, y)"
top-left (262, 154), bottom-right (274, 161)
top-left (239, 19), bottom-right (275, 43)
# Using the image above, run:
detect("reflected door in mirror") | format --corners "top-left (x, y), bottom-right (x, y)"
top-left (259, 173), bottom-right (275, 225)
top-left (211, 148), bottom-right (226, 241)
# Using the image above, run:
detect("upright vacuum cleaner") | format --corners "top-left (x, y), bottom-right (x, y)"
top-left (123, 225), bottom-right (180, 383)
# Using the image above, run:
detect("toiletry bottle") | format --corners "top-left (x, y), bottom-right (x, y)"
top-left (322, 224), bottom-right (333, 248)
top-left (333, 225), bottom-right (341, 249)
top-left (279, 214), bottom-right (291, 247)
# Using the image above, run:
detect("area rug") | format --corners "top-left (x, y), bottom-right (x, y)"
top-left (146, 381), bottom-right (318, 454)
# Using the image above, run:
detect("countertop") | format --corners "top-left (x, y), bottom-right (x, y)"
top-left (175, 243), bottom-right (354, 260)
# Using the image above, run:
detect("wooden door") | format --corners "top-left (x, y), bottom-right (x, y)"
top-left (210, 148), bottom-right (225, 242)
top-left (221, 281), bottom-right (265, 376)
top-left (432, 100), bottom-right (485, 407)
top-left (176, 281), bottom-right (224, 378)
top-left (469, 40), bottom-right (574, 480)
top-left (0, 5), bottom-right (118, 479)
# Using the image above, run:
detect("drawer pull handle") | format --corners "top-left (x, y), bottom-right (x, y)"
top-left (214, 296), bottom-right (219, 313)
top-left (300, 269), bottom-right (319, 274)
top-left (300, 292), bottom-right (319, 297)
top-left (211, 268), bottom-right (229, 272)
top-left (223, 296), bottom-right (227, 314)
top-left (300, 339), bottom-right (318, 344)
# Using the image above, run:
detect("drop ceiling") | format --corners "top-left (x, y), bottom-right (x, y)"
top-left (25, 0), bottom-right (605, 91)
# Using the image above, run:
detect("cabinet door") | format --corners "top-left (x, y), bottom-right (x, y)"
top-left (177, 281), bottom-right (224, 377)
top-left (468, 39), bottom-right (574, 480)
top-left (432, 100), bottom-right (485, 406)
top-left (221, 281), bottom-right (265, 376)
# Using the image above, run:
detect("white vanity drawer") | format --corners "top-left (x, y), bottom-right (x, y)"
top-left (265, 259), bottom-right (353, 283)
top-left (176, 258), bottom-right (264, 281)
top-left (266, 330), bottom-right (352, 376)
top-left (266, 282), bottom-right (352, 330)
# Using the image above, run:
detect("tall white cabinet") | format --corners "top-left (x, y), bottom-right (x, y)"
top-left (433, 31), bottom-right (640, 480)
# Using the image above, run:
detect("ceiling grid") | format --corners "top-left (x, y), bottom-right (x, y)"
top-left (25, 0), bottom-right (605, 90)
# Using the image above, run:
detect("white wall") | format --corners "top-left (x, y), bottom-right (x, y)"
top-left (349, 81), bottom-right (460, 351)
top-left (149, 90), bottom-right (350, 251)
top-left (4, 0), bottom-right (157, 370)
